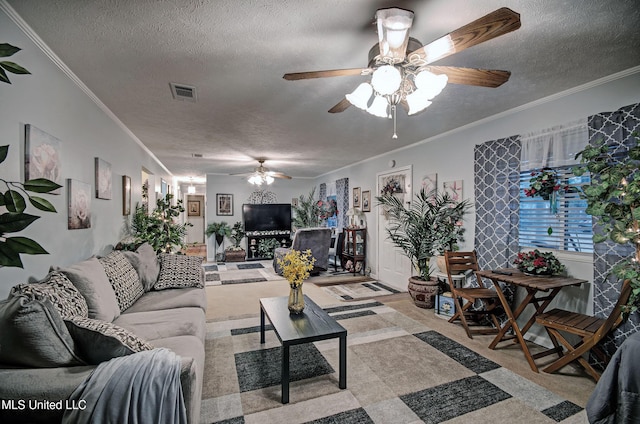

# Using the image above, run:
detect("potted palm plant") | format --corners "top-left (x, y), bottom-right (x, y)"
top-left (434, 197), bottom-right (472, 273)
top-left (377, 188), bottom-right (472, 308)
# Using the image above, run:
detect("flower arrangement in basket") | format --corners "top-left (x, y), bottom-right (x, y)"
top-left (524, 168), bottom-right (571, 214)
top-left (277, 249), bottom-right (316, 314)
top-left (513, 249), bottom-right (566, 276)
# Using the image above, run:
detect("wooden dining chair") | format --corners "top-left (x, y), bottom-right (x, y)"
top-left (535, 279), bottom-right (632, 381)
top-left (445, 250), bottom-right (502, 339)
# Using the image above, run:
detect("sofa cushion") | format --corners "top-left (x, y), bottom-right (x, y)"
top-left (0, 295), bottom-right (83, 367)
top-left (121, 242), bottom-right (161, 291)
top-left (64, 316), bottom-right (153, 365)
top-left (11, 271), bottom-right (89, 319)
top-left (58, 256), bottom-right (120, 322)
top-left (123, 288), bottom-right (207, 314)
top-left (154, 254), bottom-right (204, 290)
top-left (99, 251), bottom-right (145, 312)
top-left (113, 307), bottom-right (206, 342)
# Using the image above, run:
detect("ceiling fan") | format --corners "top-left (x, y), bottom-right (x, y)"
top-left (283, 7), bottom-right (521, 137)
top-left (233, 159), bottom-right (292, 186)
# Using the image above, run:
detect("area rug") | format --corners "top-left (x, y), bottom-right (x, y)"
top-left (321, 281), bottom-right (403, 301)
top-left (200, 301), bottom-right (585, 423)
top-left (203, 261), bottom-right (377, 287)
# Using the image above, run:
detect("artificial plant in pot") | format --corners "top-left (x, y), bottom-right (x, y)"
top-left (206, 221), bottom-right (231, 246)
top-left (128, 194), bottom-right (192, 253)
top-left (292, 187), bottom-right (322, 229)
top-left (225, 221), bottom-right (247, 262)
top-left (377, 188), bottom-right (471, 308)
top-left (573, 134), bottom-right (640, 311)
top-left (434, 196), bottom-right (472, 273)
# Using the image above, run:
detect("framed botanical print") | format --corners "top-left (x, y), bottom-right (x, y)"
top-left (122, 175), bottom-right (131, 215)
top-left (188, 200), bottom-right (201, 216)
top-left (68, 179), bottom-right (91, 229)
top-left (95, 158), bottom-right (112, 199)
top-left (216, 193), bottom-right (233, 216)
top-left (443, 180), bottom-right (463, 201)
top-left (362, 190), bottom-right (371, 212)
top-left (25, 124), bottom-right (62, 194)
top-left (353, 187), bottom-right (361, 208)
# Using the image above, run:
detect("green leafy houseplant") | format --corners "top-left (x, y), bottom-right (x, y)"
top-left (257, 237), bottom-right (281, 259)
top-left (129, 194), bottom-right (192, 254)
top-left (292, 187), bottom-right (322, 229)
top-left (0, 145), bottom-right (61, 267)
top-left (206, 221), bottom-right (231, 246)
top-left (573, 133), bottom-right (640, 310)
top-left (0, 43), bottom-right (31, 84)
top-left (226, 221), bottom-right (246, 251)
top-left (377, 188), bottom-right (472, 281)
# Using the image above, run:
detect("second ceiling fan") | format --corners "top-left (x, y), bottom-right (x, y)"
top-left (283, 7), bottom-right (521, 137)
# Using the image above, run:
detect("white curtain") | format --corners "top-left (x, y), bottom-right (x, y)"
top-left (520, 118), bottom-right (588, 170)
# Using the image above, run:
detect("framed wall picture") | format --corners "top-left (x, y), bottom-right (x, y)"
top-left (353, 187), bottom-right (361, 208)
top-left (443, 180), bottom-right (463, 201)
top-left (95, 158), bottom-right (112, 199)
top-left (160, 178), bottom-right (168, 197)
top-left (67, 179), bottom-right (91, 229)
top-left (362, 190), bottom-right (371, 212)
top-left (216, 193), bottom-right (233, 216)
top-left (188, 200), bottom-right (201, 216)
top-left (122, 175), bottom-right (131, 215)
top-left (25, 124), bottom-right (62, 194)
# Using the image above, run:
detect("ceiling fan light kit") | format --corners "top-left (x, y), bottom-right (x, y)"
top-left (239, 159), bottom-right (292, 186)
top-left (283, 7), bottom-right (521, 139)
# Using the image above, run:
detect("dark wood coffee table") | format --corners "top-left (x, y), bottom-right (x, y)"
top-left (260, 295), bottom-right (347, 404)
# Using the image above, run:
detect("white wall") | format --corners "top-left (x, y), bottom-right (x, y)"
top-left (205, 174), bottom-right (313, 261)
top-left (314, 69), bottom-right (640, 344)
top-left (0, 10), bottom-right (172, 297)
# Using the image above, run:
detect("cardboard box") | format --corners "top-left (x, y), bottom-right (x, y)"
top-left (436, 292), bottom-right (455, 317)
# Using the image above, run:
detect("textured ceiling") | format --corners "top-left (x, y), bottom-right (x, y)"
top-left (6, 0), bottom-right (640, 181)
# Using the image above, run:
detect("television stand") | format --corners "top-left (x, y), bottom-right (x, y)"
top-left (246, 230), bottom-right (292, 260)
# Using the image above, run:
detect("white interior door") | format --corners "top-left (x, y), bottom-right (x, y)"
top-left (377, 166), bottom-right (412, 291)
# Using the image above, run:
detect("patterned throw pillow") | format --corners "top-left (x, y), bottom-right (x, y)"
top-left (64, 316), bottom-right (153, 365)
top-left (98, 251), bottom-right (144, 312)
top-left (154, 254), bottom-right (204, 290)
top-left (11, 271), bottom-right (89, 319)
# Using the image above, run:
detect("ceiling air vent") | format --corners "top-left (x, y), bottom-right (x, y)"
top-left (192, 153), bottom-right (203, 158)
top-left (169, 82), bottom-right (197, 102)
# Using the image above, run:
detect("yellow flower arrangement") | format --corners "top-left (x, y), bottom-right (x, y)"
top-left (277, 249), bottom-right (316, 288)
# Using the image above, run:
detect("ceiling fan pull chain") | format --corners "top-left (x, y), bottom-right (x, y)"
top-left (392, 104), bottom-right (398, 139)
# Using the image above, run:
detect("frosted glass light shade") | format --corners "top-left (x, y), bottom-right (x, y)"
top-left (187, 185), bottom-right (196, 194)
top-left (406, 90), bottom-right (432, 115)
top-left (346, 83), bottom-right (373, 110)
top-left (414, 71), bottom-right (448, 99)
top-left (376, 8), bottom-right (414, 62)
top-left (371, 65), bottom-right (401, 95)
top-left (367, 95), bottom-right (389, 118)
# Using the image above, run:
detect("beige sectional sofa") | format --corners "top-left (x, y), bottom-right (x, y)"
top-left (0, 243), bottom-right (206, 423)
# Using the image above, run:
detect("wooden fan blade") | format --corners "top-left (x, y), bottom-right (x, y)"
top-left (328, 98), bottom-right (351, 113)
top-left (268, 172), bottom-right (292, 180)
top-left (427, 66), bottom-right (511, 88)
top-left (283, 68), bottom-right (371, 80)
top-left (409, 7), bottom-right (521, 65)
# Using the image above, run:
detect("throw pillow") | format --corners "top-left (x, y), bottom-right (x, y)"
top-left (58, 257), bottom-right (121, 322)
top-left (154, 254), bottom-right (204, 290)
top-left (0, 294), bottom-right (83, 367)
top-left (98, 251), bottom-right (145, 312)
top-left (10, 271), bottom-right (89, 319)
top-left (64, 316), bottom-right (153, 364)
top-left (121, 242), bottom-right (161, 291)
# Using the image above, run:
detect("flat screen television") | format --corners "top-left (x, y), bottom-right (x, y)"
top-left (242, 203), bottom-right (292, 232)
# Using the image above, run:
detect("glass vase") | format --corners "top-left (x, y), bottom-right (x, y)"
top-left (549, 190), bottom-right (558, 214)
top-left (288, 284), bottom-right (305, 314)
